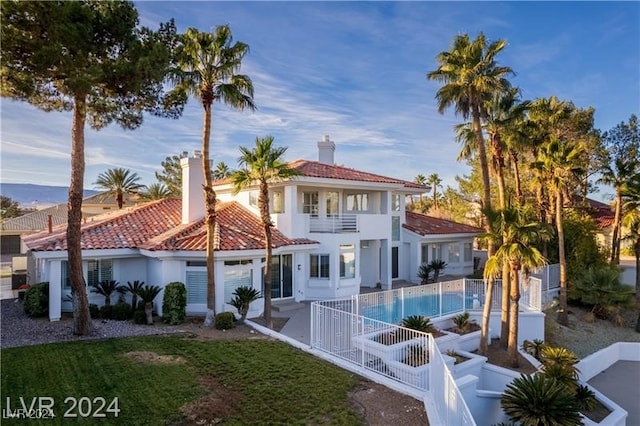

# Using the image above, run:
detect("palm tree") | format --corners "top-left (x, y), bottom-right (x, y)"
top-left (427, 32), bottom-right (513, 355)
top-left (484, 87), bottom-right (530, 348)
top-left (533, 138), bottom-right (584, 326)
top-left (484, 206), bottom-right (548, 366)
top-left (426, 173), bottom-right (442, 209)
top-left (136, 285), bottom-right (162, 325)
top-left (213, 161), bottom-right (232, 180)
top-left (413, 174), bottom-right (430, 207)
top-left (170, 26), bottom-right (255, 328)
top-left (122, 280), bottom-right (145, 311)
top-left (231, 136), bottom-right (299, 328)
top-left (90, 280), bottom-right (121, 307)
top-left (622, 173), bottom-right (640, 332)
top-left (427, 32), bottom-right (513, 230)
top-left (139, 183), bottom-right (172, 201)
top-left (229, 286), bottom-right (262, 324)
top-left (94, 168), bottom-right (143, 209)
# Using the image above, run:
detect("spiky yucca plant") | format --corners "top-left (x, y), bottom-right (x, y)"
top-left (136, 285), bottom-right (162, 325)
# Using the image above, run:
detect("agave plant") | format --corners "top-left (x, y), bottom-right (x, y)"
top-left (501, 374), bottom-right (582, 426)
top-left (401, 315), bottom-right (436, 334)
top-left (522, 339), bottom-right (546, 361)
top-left (136, 285), bottom-right (162, 325)
top-left (539, 346), bottom-right (580, 388)
top-left (229, 286), bottom-right (261, 324)
top-left (90, 280), bottom-right (121, 306)
top-left (452, 312), bottom-right (471, 334)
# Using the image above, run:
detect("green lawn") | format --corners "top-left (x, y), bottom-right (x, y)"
top-left (1, 336), bottom-right (363, 425)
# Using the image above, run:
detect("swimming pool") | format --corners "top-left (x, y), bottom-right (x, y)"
top-left (360, 291), bottom-right (479, 324)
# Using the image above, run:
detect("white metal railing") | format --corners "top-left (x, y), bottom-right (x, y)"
top-left (429, 334), bottom-right (476, 425)
top-left (309, 214), bottom-right (358, 233)
top-left (310, 300), bottom-right (476, 424)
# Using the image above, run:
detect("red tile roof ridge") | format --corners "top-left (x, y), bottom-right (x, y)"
top-left (404, 211), bottom-right (483, 235)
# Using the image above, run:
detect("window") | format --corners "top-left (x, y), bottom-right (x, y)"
top-left (464, 242), bottom-right (473, 262)
top-left (62, 259), bottom-right (112, 288)
top-left (326, 191), bottom-right (339, 216)
top-left (271, 191), bottom-right (284, 213)
top-left (224, 269), bottom-right (253, 303)
top-left (448, 243), bottom-right (460, 263)
top-left (62, 261), bottom-right (70, 289)
top-left (392, 216), bottom-right (400, 241)
top-left (310, 254), bottom-right (330, 279)
top-left (340, 245), bottom-right (355, 279)
top-left (87, 259), bottom-right (112, 287)
top-left (431, 244), bottom-right (442, 261)
top-left (187, 260), bottom-right (207, 267)
top-left (249, 191), bottom-right (259, 208)
top-left (303, 192), bottom-right (319, 216)
top-left (391, 194), bottom-right (401, 211)
top-left (346, 193), bottom-right (368, 211)
top-left (421, 244), bottom-right (429, 264)
top-left (224, 260), bottom-right (252, 266)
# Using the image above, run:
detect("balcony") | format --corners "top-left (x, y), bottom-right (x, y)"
top-left (309, 214), bottom-right (358, 233)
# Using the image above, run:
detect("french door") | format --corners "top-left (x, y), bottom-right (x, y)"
top-left (262, 254), bottom-right (293, 299)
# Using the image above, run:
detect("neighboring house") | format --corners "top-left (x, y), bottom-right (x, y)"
top-left (578, 198), bottom-right (615, 250)
top-left (25, 136), bottom-right (481, 321)
top-left (0, 192), bottom-right (136, 256)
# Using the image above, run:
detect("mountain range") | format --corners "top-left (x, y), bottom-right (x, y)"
top-left (0, 183), bottom-right (98, 208)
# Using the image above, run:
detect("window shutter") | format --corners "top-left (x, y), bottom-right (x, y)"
top-left (186, 271), bottom-right (207, 304)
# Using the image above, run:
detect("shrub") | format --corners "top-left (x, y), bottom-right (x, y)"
top-left (23, 282), bottom-right (49, 317)
top-left (162, 282), bottom-right (187, 325)
top-left (133, 310), bottom-right (146, 324)
top-left (215, 312), bottom-right (236, 330)
top-left (122, 280), bottom-right (145, 311)
top-left (570, 265), bottom-right (633, 323)
top-left (89, 303), bottom-right (100, 318)
top-left (110, 302), bottom-right (132, 320)
top-left (522, 339), bottom-right (546, 360)
top-left (99, 305), bottom-right (113, 319)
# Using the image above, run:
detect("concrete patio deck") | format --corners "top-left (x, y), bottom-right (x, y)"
top-left (588, 360), bottom-right (640, 425)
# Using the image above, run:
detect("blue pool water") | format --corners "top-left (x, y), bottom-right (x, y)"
top-left (361, 292), bottom-right (478, 324)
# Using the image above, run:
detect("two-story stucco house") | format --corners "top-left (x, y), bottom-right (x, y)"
top-left (25, 136), bottom-right (481, 321)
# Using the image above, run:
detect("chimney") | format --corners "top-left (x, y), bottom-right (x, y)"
top-left (181, 152), bottom-right (206, 224)
top-left (317, 135), bottom-right (335, 165)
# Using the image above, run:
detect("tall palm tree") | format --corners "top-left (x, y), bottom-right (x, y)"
top-left (231, 136), bottom-right (299, 329)
top-left (413, 174), bottom-right (430, 208)
top-left (427, 33), bottom-right (513, 354)
top-left (484, 206), bottom-right (548, 366)
top-left (426, 173), bottom-right (443, 209)
top-left (170, 26), bottom-right (255, 327)
top-left (213, 161), bottom-right (232, 180)
top-left (94, 168), bottom-right (143, 209)
top-left (533, 138), bottom-right (584, 326)
top-left (484, 87), bottom-right (530, 348)
top-left (622, 173), bottom-right (640, 332)
top-left (139, 183), bottom-right (172, 201)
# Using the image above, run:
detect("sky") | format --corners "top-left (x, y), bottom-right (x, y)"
top-left (1, 1), bottom-right (639, 204)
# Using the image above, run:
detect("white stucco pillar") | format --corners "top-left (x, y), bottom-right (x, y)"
top-left (48, 260), bottom-right (62, 321)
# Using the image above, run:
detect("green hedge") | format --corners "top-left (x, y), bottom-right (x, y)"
top-left (162, 282), bottom-right (186, 325)
top-left (23, 282), bottom-right (49, 317)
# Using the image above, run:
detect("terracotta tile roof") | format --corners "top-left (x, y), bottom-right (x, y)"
top-left (403, 211), bottom-right (483, 236)
top-left (140, 202), bottom-right (317, 251)
top-left (25, 198), bottom-right (317, 253)
top-left (24, 198), bottom-right (183, 251)
top-left (213, 160), bottom-right (427, 190)
top-left (289, 160), bottom-right (426, 189)
top-left (572, 198), bottom-right (614, 230)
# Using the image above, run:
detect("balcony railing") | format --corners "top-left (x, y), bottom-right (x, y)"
top-left (309, 214), bottom-right (358, 233)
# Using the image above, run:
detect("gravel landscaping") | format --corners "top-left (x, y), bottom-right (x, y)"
top-left (0, 298), bottom-right (177, 349)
